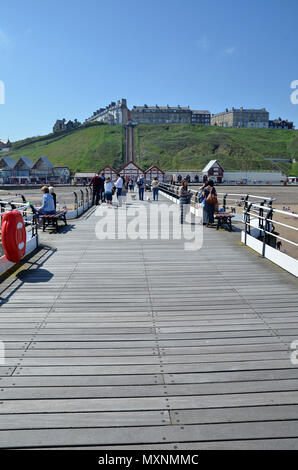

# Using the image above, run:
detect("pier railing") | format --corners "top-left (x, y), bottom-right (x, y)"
top-left (0, 189), bottom-right (93, 220)
top-left (0, 188), bottom-right (93, 276)
top-left (158, 182), bottom-right (298, 276)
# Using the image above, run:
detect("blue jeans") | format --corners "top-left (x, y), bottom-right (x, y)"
top-left (139, 187), bottom-right (144, 200)
top-left (179, 197), bottom-right (188, 224)
top-left (39, 209), bottom-right (56, 215)
top-left (153, 188), bottom-right (159, 201)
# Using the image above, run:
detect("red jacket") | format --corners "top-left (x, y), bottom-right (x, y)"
top-left (89, 175), bottom-right (103, 188)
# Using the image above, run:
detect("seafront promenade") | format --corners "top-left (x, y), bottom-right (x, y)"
top-left (0, 196), bottom-right (298, 449)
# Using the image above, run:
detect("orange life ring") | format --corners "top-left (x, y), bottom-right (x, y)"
top-left (1, 210), bottom-right (26, 263)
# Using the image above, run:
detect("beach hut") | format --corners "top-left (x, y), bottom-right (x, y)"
top-left (13, 157), bottom-right (34, 183)
top-left (31, 156), bottom-right (54, 182)
top-left (0, 157), bottom-right (16, 183)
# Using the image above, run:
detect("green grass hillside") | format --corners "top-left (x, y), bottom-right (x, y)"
top-left (8, 123), bottom-right (124, 173)
top-left (7, 123), bottom-right (298, 173)
top-left (135, 124), bottom-right (298, 173)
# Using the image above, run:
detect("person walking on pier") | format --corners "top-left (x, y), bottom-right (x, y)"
top-left (100, 172), bottom-right (105, 202)
top-left (104, 177), bottom-right (113, 206)
top-left (137, 176), bottom-right (145, 201)
top-left (89, 172), bottom-right (103, 206)
top-left (151, 177), bottom-right (159, 201)
top-left (179, 179), bottom-right (191, 224)
top-left (115, 173), bottom-right (123, 206)
top-left (202, 180), bottom-right (217, 227)
top-left (128, 178), bottom-right (134, 192)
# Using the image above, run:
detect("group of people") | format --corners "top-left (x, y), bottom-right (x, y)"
top-left (89, 172), bottom-right (160, 205)
top-left (36, 178), bottom-right (216, 228)
top-left (179, 178), bottom-right (217, 225)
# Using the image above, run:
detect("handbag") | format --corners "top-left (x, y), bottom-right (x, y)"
top-left (206, 189), bottom-right (217, 205)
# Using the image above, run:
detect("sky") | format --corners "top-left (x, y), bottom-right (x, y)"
top-left (0, 0), bottom-right (297, 141)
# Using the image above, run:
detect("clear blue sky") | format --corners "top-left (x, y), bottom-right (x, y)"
top-left (0, 0), bottom-right (297, 140)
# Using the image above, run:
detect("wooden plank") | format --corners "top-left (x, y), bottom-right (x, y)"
top-left (1, 421), bottom-right (298, 448)
top-left (0, 374), bottom-right (164, 387)
top-left (0, 411), bottom-right (170, 430)
top-left (4, 343), bottom-right (287, 357)
top-left (12, 359), bottom-right (296, 376)
top-left (1, 391), bottom-right (298, 414)
top-left (5, 348), bottom-right (157, 358)
top-left (85, 439), bottom-right (298, 450)
top-left (25, 337), bottom-right (284, 350)
top-left (1, 379), bottom-right (298, 400)
top-left (170, 405), bottom-right (298, 425)
top-left (165, 368), bottom-right (298, 384)
top-left (3, 350), bottom-right (288, 366)
top-left (0, 368), bottom-right (15, 377)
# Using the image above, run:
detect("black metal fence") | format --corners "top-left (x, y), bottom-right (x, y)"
top-left (158, 182), bottom-right (298, 258)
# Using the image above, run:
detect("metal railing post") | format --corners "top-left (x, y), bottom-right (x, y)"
top-left (73, 191), bottom-right (78, 218)
top-left (32, 213), bottom-right (38, 240)
top-left (244, 202), bottom-right (253, 244)
top-left (262, 208), bottom-right (274, 258)
top-left (80, 189), bottom-right (84, 209)
top-left (223, 193), bottom-right (227, 211)
top-left (242, 194), bottom-right (249, 212)
top-left (259, 201), bottom-right (265, 230)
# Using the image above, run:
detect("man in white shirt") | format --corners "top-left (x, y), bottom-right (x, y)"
top-left (115, 174), bottom-right (123, 205)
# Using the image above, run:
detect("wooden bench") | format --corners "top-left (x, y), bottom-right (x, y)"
top-left (214, 212), bottom-right (234, 231)
top-left (40, 211), bottom-right (67, 232)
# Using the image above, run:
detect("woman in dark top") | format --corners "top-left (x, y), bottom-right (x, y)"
top-left (49, 186), bottom-right (57, 210)
top-left (202, 180), bottom-right (217, 226)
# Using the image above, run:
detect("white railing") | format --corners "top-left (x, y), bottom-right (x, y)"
top-left (159, 182), bottom-right (298, 276)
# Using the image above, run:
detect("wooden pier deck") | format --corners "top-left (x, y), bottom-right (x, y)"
top-left (0, 197), bottom-right (298, 449)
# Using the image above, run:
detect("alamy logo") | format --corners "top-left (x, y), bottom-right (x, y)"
top-left (94, 203), bottom-right (203, 251)
top-left (0, 81), bottom-right (5, 104)
top-left (290, 80), bottom-right (298, 104)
